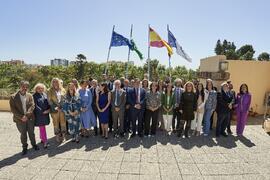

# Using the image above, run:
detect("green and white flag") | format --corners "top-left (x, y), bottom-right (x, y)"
top-left (130, 39), bottom-right (143, 60)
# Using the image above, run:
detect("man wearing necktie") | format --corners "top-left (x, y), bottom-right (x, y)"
top-left (129, 78), bottom-right (146, 138)
top-left (123, 79), bottom-right (131, 133)
top-left (111, 80), bottom-right (126, 137)
top-left (90, 79), bottom-right (99, 135)
top-left (172, 79), bottom-right (184, 133)
top-left (216, 82), bottom-right (234, 137)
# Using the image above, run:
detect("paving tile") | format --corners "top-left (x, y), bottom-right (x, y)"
top-left (140, 162), bottom-right (160, 175)
top-left (118, 173), bottom-right (140, 180)
top-left (99, 161), bottom-right (121, 174)
top-left (122, 152), bottom-right (141, 162)
top-left (62, 159), bottom-right (84, 171)
top-left (96, 173), bottom-right (118, 180)
top-left (53, 170), bottom-right (78, 180)
top-left (80, 160), bottom-right (103, 172)
top-left (74, 171), bottom-right (98, 180)
top-left (178, 163), bottom-right (201, 175)
top-left (0, 112), bottom-right (269, 179)
top-left (120, 162), bottom-right (140, 174)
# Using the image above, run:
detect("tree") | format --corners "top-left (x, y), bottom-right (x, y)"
top-left (214, 39), bottom-right (238, 60)
top-left (75, 54), bottom-right (87, 80)
top-left (236, 45), bottom-right (255, 60)
top-left (215, 39), bottom-right (223, 55)
top-left (258, 52), bottom-right (270, 61)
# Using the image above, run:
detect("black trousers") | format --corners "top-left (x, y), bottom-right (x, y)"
top-left (178, 119), bottom-right (192, 136)
top-left (16, 120), bottom-right (36, 149)
top-left (108, 106), bottom-right (113, 131)
top-left (124, 108), bottom-right (131, 132)
top-left (227, 111), bottom-right (233, 131)
top-left (216, 112), bottom-right (230, 136)
top-left (144, 109), bottom-right (159, 135)
top-left (131, 108), bottom-right (144, 135)
top-left (172, 108), bottom-right (181, 130)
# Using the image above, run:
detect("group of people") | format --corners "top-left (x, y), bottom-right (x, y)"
top-left (9, 75), bottom-right (251, 155)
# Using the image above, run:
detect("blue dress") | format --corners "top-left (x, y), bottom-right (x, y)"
top-left (79, 89), bottom-right (97, 129)
top-left (98, 92), bottom-right (109, 124)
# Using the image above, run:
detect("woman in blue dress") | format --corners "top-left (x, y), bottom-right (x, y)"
top-left (62, 83), bottom-right (81, 143)
top-left (79, 80), bottom-right (97, 137)
top-left (96, 82), bottom-right (111, 139)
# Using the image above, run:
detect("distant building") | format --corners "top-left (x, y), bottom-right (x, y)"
top-left (50, 58), bottom-right (69, 66)
top-left (0, 59), bottom-right (25, 65)
top-left (198, 55), bottom-right (270, 115)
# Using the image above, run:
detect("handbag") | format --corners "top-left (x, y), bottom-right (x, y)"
top-left (263, 118), bottom-right (270, 132)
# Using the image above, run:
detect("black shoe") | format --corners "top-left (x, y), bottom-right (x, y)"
top-left (227, 129), bottom-right (233, 135)
top-left (119, 133), bottom-right (125, 137)
top-left (130, 133), bottom-right (136, 138)
top-left (22, 148), bottom-right (27, 156)
top-left (33, 145), bottom-right (40, 151)
top-left (177, 131), bottom-right (182, 137)
top-left (94, 127), bottom-right (98, 136)
top-left (221, 133), bottom-right (228, 137)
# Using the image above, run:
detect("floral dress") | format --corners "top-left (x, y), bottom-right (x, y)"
top-left (62, 94), bottom-right (81, 138)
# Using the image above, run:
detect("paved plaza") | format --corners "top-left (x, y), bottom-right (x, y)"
top-left (0, 112), bottom-right (269, 180)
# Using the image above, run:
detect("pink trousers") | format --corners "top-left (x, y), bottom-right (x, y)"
top-left (39, 126), bottom-right (48, 143)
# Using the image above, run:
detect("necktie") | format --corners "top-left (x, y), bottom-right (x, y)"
top-left (115, 90), bottom-right (119, 106)
top-left (136, 88), bottom-right (140, 103)
top-left (176, 88), bottom-right (180, 104)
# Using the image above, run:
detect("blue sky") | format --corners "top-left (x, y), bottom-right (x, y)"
top-left (0, 0), bottom-right (269, 69)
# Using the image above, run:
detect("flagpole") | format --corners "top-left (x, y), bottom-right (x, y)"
top-left (126, 24), bottom-right (133, 79)
top-left (167, 24), bottom-right (172, 83)
top-left (105, 25), bottom-right (115, 75)
top-left (147, 24), bottom-right (151, 81)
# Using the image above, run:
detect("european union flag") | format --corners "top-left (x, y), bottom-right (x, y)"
top-left (110, 31), bottom-right (132, 48)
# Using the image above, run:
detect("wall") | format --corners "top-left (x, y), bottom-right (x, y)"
top-left (226, 60), bottom-right (270, 114)
top-left (199, 55), bottom-right (270, 115)
top-left (200, 55), bottom-right (226, 72)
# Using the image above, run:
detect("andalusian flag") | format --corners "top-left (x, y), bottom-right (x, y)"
top-left (130, 39), bottom-right (143, 60)
top-left (149, 27), bottom-right (173, 56)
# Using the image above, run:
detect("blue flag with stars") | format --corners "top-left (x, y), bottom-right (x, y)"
top-left (110, 31), bottom-right (132, 48)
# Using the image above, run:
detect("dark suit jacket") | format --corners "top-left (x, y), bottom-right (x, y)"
top-left (128, 87), bottom-right (146, 109)
top-left (9, 91), bottom-right (35, 123)
top-left (217, 90), bottom-right (234, 114)
top-left (111, 89), bottom-right (126, 110)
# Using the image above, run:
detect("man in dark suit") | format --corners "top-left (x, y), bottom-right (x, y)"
top-left (123, 79), bottom-right (131, 133)
top-left (128, 78), bottom-right (146, 138)
top-left (171, 78), bottom-right (184, 136)
top-left (111, 80), bottom-right (126, 137)
top-left (107, 75), bottom-right (115, 132)
top-left (90, 79), bottom-right (99, 135)
top-left (216, 82), bottom-right (234, 137)
top-left (9, 81), bottom-right (39, 155)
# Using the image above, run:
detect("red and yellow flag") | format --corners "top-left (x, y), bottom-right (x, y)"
top-left (149, 27), bottom-right (173, 56)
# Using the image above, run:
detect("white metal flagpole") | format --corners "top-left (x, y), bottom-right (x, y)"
top-left (147, 24), bottom-right (151, 81)
top-left (167, 24), bottom-right (172, 82)
top-left (105, 25), bottom-right (115, 75)
top-left (126, 24), bottom-right (133, 78)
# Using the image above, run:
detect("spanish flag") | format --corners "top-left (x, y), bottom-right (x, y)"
top-left (149, 27), bottom-right (173, 56)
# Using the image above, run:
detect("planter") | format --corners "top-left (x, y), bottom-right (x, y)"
top-left (0, 100), bottom-right (10, 111)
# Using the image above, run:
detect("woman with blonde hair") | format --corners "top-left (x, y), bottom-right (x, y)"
top-left (33, 83), bottom-right (50, 148)
top-left (47, 78), bottom-right (66, 143)
top-left (62, 83), bottom-right (81, 143)
top-left (179, 81), bottom-right (197, 138)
